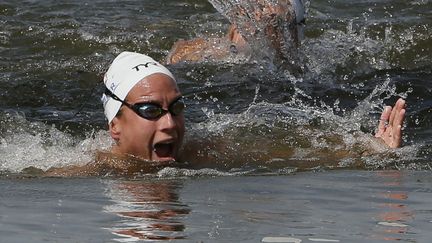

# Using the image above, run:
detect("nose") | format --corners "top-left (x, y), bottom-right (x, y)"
top-left (158, 111), bottom-right (177, 132)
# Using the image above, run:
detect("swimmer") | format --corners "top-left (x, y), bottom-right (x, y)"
top-left (166, 0), bottom-right (305, 68)
top-left (47, 52), bottom-right (186, 176)
top-left (46, 52), bottom-right (406, 176)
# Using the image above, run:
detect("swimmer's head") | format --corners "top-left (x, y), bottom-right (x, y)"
top-left (102, 52), bottom-right (184, 162)
top-left (101, 51), bottom-right (176, 124)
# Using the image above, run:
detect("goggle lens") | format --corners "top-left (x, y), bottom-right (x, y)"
top-left (170, 99), bottom-right (186, 116)
top-left (134, 98), bottom-right (185, 120)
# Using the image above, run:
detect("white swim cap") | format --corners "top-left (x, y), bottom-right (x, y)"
top-left (101, 51), bottom-right (176, 124)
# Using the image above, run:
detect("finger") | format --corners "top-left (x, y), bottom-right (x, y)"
top-left (394, 98), bottom-right (405, 114)
top-left (392, 109), bottom-right (405, 148)
top-left (390, 98), bottom-right (406, 124)
top-left (376, 106), bottom-right (392, 137)
top-left (391, 124), bottom-right (403, 148)
top-left (396, 98), bottom-right (406, 109)
top-left (393, 108), bottom-right (406, 128)
top-left (388, 103), bottom-right (398, 127)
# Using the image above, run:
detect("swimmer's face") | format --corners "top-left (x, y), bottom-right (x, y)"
top-left (109, 73), bottom-right (185, 162)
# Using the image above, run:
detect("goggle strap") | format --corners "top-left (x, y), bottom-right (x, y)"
top-left (105, 88), bottom-right (133, 109)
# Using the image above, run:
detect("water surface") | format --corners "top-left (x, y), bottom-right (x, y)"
top-left (1, 170), bottom-right (432, 242)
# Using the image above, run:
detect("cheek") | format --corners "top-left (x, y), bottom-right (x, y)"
top-left (133, 121), bottom-right (156, 141)
top-left (123, 118), bottom-right (157, 152)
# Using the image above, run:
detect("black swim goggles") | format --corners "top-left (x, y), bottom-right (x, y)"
top-left (104, 88), bottom-right (185, 120)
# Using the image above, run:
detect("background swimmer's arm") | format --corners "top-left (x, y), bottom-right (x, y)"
top-left (374, 98), bottom-right (406, 148)
top-left (166, 38), bottom-right (209, 64)
top-left (165, 25), bottom-right (246, 65)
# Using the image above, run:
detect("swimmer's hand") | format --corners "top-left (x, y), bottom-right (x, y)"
top-left (375, 98), bottom-right (406, 148)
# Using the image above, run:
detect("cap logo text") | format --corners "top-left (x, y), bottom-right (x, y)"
top-left (132, 62), bottom-right (158, 71)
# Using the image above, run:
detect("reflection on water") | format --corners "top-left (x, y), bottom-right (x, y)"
top-left (373, 170), bottom-right (413, 242)
top-left (98, 171), bottom-right (431, 242)
top-left (1, 171), bottom-right (431, 242)
top-left (104, 179), bottom-right (189, 241)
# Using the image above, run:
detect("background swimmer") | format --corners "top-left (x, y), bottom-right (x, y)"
top-left (167, 0), bottom-right (306, 71)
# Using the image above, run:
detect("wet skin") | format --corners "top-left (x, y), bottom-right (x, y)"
top-left (375, 98), bottom-right (406, 148)
top-left (109, 73), bottom-right (185, 162)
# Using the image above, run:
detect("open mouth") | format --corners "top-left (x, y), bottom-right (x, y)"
top-left (153, 141), bottom-right (175, 160)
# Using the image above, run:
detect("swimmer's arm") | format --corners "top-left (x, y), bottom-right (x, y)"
top-left (44, 163), bottom-right (99, 177)
top-left (374, 98), bottom-right (406, 148)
